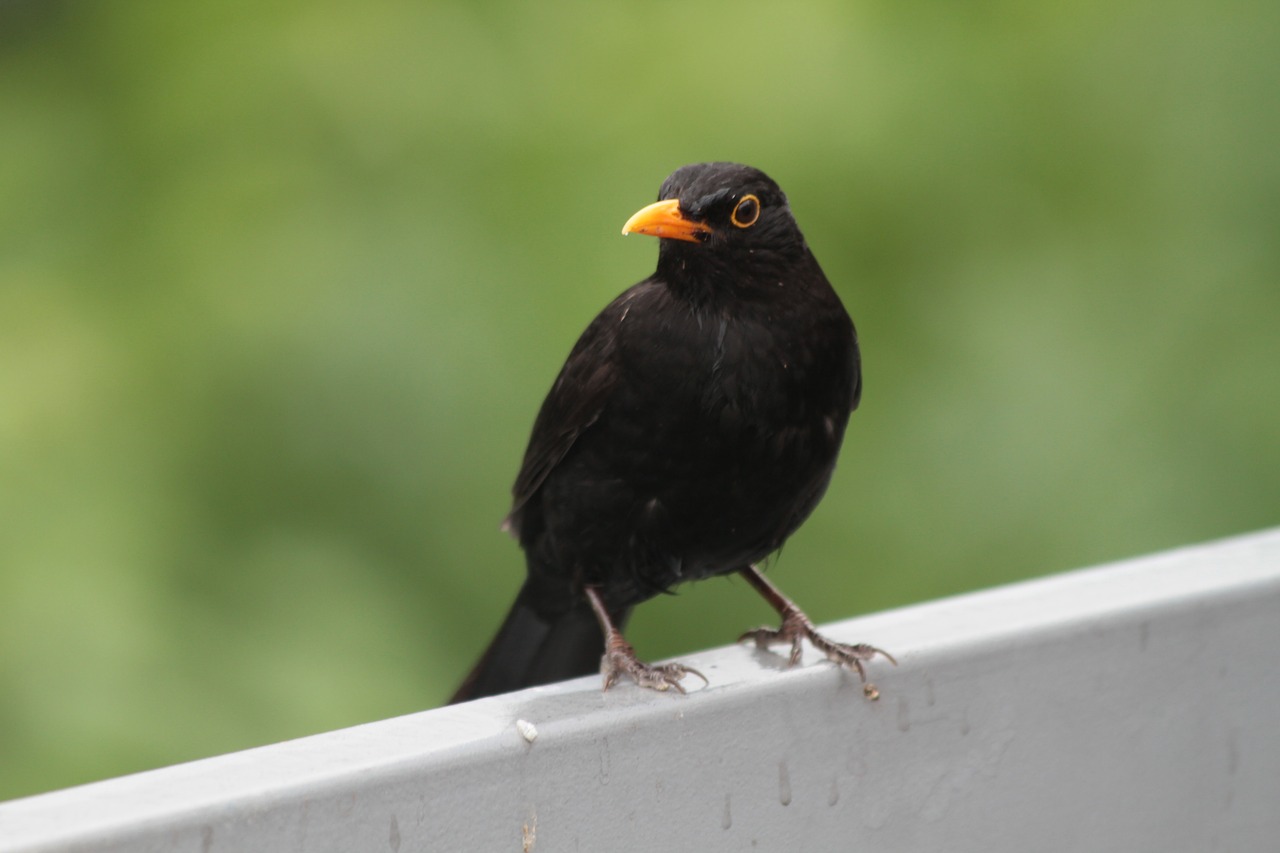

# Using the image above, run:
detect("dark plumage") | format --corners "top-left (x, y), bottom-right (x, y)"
top-left (451, 163), bottom-right (891, 703)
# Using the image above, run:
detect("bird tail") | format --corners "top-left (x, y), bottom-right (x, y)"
top-left (449, 580), bottom-right (628, 703)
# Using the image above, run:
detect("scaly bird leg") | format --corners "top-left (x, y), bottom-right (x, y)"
top-left (585, 585), bottom-right (707, 694)
top-left (737, 564), bottom-right (896, 699)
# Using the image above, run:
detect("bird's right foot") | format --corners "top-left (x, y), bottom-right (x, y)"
top-left (585, 584), bottom-right (707, 694)
top-left (601, 634), bottom-right (707, 694)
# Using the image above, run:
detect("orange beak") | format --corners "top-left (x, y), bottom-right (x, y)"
top-left (621, 198), bottom-right (712, 243)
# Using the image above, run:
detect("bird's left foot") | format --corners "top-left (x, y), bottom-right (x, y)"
top-left (739, 607), bottom-right (896, 699)
top-left (601, 634), bottom-right (707, 694)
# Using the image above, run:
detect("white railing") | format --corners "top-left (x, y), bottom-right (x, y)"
top-left (3, 528), bottom-right (1278, 852)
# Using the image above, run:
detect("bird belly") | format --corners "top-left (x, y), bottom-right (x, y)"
top-left (535, 344), bottom-right (846, 607)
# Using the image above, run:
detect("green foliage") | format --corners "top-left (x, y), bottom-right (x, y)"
top-left (2, 0), bottom-right (1277, 799)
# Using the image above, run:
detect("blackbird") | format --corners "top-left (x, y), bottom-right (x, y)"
top-left (450, 162), bottom-right (893, 703)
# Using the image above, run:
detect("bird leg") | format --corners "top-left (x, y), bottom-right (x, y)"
top-left (737, 564), bottom-right (896, 698)
top-left (584, 585), bottom-right (707, 694)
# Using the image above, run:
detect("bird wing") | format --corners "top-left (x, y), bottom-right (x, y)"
top-left (504, 291), bottom-right (630, 535)
top-left (849, 329), bottom-right (863, 412)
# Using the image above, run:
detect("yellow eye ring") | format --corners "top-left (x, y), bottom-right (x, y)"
top-left (731, 194), bottom-right (761, 228)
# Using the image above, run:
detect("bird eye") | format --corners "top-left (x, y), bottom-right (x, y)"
top-left (730, 194), bottom-right (761, 228)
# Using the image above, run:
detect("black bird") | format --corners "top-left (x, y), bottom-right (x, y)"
top-left (451, 162), bottom-right (893, 703)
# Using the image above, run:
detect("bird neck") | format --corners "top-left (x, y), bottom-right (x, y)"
top-left (656, 242), bottom-right (819, 308)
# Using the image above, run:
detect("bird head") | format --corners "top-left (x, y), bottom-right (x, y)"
top-left (622, 163), bottom-right (813, 294)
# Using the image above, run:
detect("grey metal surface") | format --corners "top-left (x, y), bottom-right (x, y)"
top-left (3, 528), bottom-right (1278, 852)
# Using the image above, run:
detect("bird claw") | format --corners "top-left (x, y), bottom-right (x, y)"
top-left (815, 638), bottom-right (897, 684)
top-left (738, 624), bottom-right (805, 666)
top-left (739, 608), bottom-right (896, 691)
top-left (601, 644), bottom-right (707, 695)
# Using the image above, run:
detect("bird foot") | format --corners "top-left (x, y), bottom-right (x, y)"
top-left (601, 637), bottom-right (707, 694)
top-left (739, 607), bottom-right (896, 698)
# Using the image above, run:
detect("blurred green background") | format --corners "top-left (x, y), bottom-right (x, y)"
top-left (2, 0), bottom-right (1277, 801)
